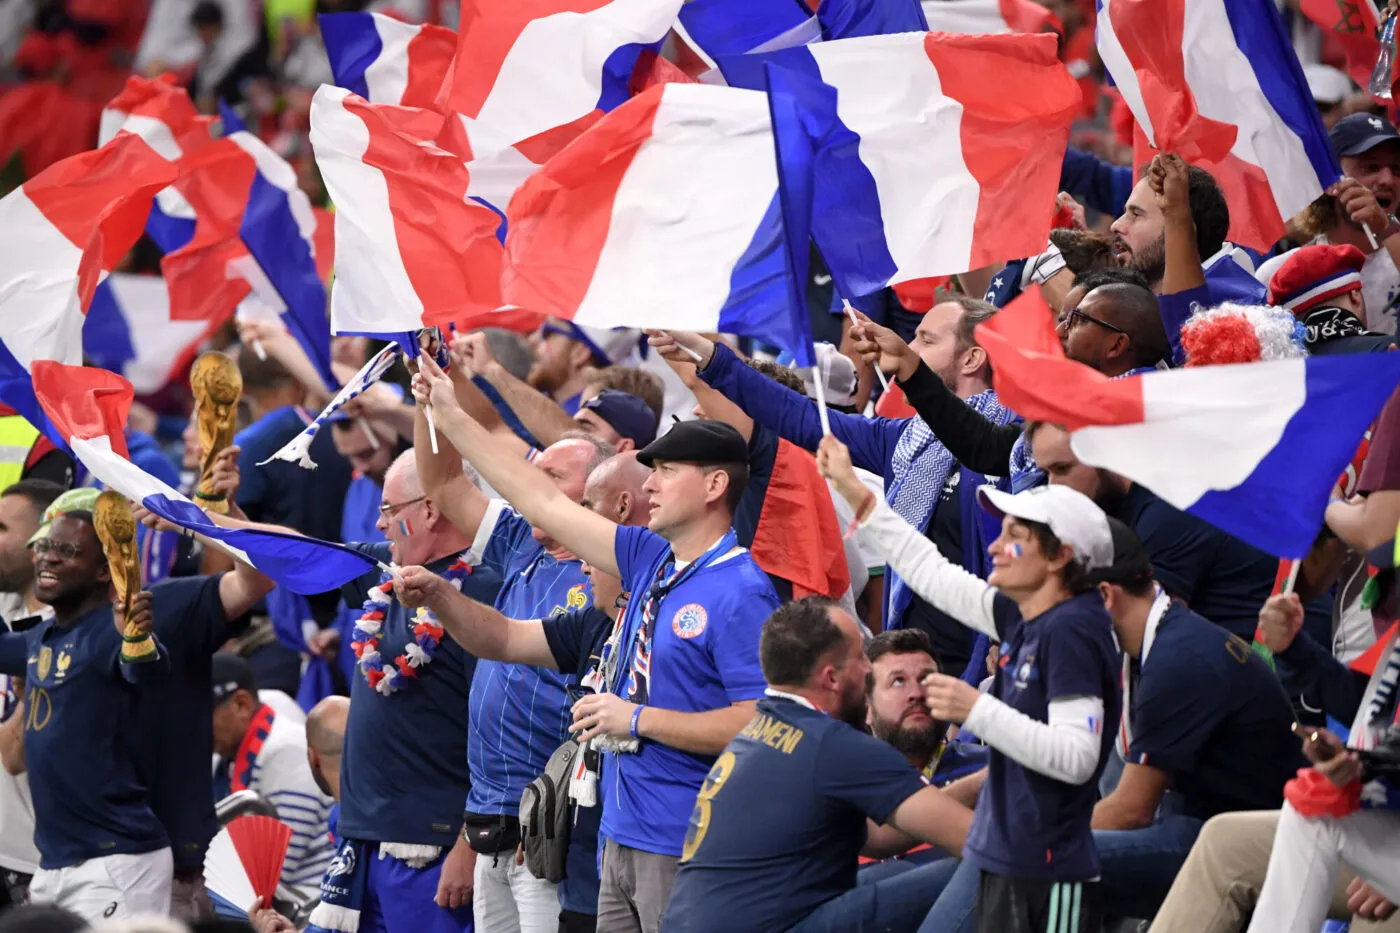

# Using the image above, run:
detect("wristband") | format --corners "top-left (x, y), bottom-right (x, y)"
top-left (120, 633), bottom-right (158, 662)
top-left (630, 705), bottom-right (644, 739)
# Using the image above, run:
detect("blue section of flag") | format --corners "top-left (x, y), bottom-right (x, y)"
top-left (1223, 0), bottom-right (1340, 188)
top-left (1190, 353), bottom-right (1400, 559)
top-left (240, 170), bottom-right (337, 391)
top-left (83, 280), bottom-right (139, 377)
top-left (737, 51), bottom-right (897, 299)
top-left (142, 493), bottom-right (381, 594)
top-left (679, 0), bottom-right (812, 59)
top-left (0, 340), bottom-right (61, 450)
top-left (144, 206), bottom-right (195, 254)
top-left (319, 12), bottom-right (381, 100)
top-left (763, 62), bottom-right (819, 369)
top-left (815, 0), bottom-right (927, 39)
top-left (219, 98), bottom-right (248, 135)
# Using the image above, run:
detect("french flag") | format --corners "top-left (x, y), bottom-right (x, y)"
top-left (726, 32), bottom-right (1080, 298)
top-left (920, 0), bottom-right (1064, 34)
top-left (1096, 0), bottom-right (1340, 251)
top-left (0, 133), bottom-right (175, 447)
top-left (443, 0), bottom-right (684, 152)
top-left (319, 12), bottom-right (457, 110)
top-left (502, 82), bottom-right (814, 361)
top-left (673, 0), bottom-right (821, 69)
top-left (815, 0), bottom-right (928, 38)
top-left (309, 85), bottom-right (505, 343)
top-left (977, 288), bottom-right (1400, 559)
top-left (98, 74), bottom-right (209, 254)
top-left (32, 364), bottom-right (385, 594)
top-left (84, 274), bottom-right (216, 395)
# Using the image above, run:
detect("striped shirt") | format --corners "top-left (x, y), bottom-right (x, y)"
top-left (239, 708), bottom-right (336, 896)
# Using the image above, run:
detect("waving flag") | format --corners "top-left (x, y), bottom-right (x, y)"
top-left (976, 288), bottom-right (1400, 559)
top-left (1097, 0), bottom-right (1341, 251)
top-left (310, 85), bottom-right (505, 343)
top-left (0, 133), bottom-right (175, 447)
top-left (444, 0), bottom-right (683, 152)
top-left (921, 0), bottom-right (1063, 34)
top-left (98, 74), bottom-right (212, 253)
top-left (261, 344), bottom-right (399, 470)
top-left (84, 274), bottom-right (215, 394)
top-left (816, 0), bottom-right (927, 38)
top-left (33, 364), bottom-right (384, 593)
top-left (503, 83), bottom-right (812, 359)
top-left (320, 12), bottom-right (457, 109)
top-left (729, 33), bottom-right (1079, 298)
top-left (1297, 0), bottom-right (1383, 101)
top-left (676, 0), bottom-right (821, 63)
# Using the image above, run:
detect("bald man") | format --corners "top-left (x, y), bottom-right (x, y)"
top-left (306, 696), bottom-right (349, 802)
top-left (396, 452), bottom-right (652, 933)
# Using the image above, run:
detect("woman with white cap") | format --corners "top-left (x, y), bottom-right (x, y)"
top-left (818, 434), bottom-right (1121, 933)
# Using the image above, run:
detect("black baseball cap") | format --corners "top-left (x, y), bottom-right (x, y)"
top-left (635, 419), bottom-right (748, 467)
top-left (1091, 518), bottom-right (1155, 589)
top-left (580, 389), bottom-right (659, 447)
top-left (1330, 113), bottom-right (1400, 158)
top-left (211, 652), bottom-right (256, 706)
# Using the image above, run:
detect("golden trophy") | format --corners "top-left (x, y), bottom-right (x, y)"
top-left (190, 351), bottom-right (243, 514)
top-left (93, 491), bottom-right (153, 660)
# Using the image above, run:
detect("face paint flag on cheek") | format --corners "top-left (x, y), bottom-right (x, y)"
top-left (1008, 543), bottom-right (1023, 559)
top-left (399, 519), bottom-right (413, 537)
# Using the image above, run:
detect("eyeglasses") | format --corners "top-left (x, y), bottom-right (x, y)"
top-left (31, 539), bottom-right (80, 560)
top-left (378, 496), bottom-right (426, 518)
top-left (1060, 308), bottom-right (1128, 336)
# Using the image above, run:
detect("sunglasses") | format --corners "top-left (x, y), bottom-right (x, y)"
top-left (1060, 308), bottom-right (1128, 336)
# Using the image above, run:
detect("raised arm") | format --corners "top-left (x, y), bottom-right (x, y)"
top-left (413, 394), bottom-right (493, 543)
top-left (397, 565), bottom-right (557, 669)
top-left (818, 436), bottom-right (1002, 639)
top-left (458, 332), bottom-right (578, 449)
top-left (415, 354), bottom-right (621, 576)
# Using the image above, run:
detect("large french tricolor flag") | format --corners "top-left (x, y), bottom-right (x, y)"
top-left (310, 85), bottom-right (505, 343)
top-left (31, 363), bottom-right (384, 594)
top-left (503, 83), bottom-right (813, 360)
top-left (977, 288), bottom-right (1400, 559)
top-left (1096, 0), bottom-right (1340, 251)
top-left (320, 12), bottom-right (457, 109)
top-left (726, 32), bottom-right (1080, 298)
top-left (443, 0), bottom-right (684, 151)
top-left (674, 0), bottom-right (821, 68)
top-left (0, 133), bottom-right (175, 447)
top-left (84, 274), bottom-right (215, 395)
top-left (921, 0), bottom-right (1063, 34)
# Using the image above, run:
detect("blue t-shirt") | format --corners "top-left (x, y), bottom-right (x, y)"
top-left (133, 574), bottom-right (244, 872)
top-left (1128, 601), bottom-right (1304, 820)
top-left (342, 473), bottom-right (385, 546)
top-left (602, 526), bottom-right (776, 857)
top-left (236, 407), bottom-right (352, 544)
top-left (965, 592), bottom-right (1120, 882)
top-left (467, 506), bottom-right (590, 816)
top-left (541, 606), bottom-right (617, 916)
top-left (337, 542), bottom-right (503, 846)
top-left (1121, 484), bottom-right (1279, 640)
top-left (0, 603), bottom-right (171, 868)
top-left (662, 695), bottom-right (927, 933)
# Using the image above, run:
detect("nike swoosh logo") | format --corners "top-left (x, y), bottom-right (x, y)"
top-left (814, 274), bottom-right (832, 286)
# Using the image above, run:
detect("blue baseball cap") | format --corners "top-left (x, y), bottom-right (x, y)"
top-left (578, 389), bottom-right (658, 448)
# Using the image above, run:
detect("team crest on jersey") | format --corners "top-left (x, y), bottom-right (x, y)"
top-left (56, 651), bottom-right (70, 678)
top-left (671, 604), bottom-right (708, 639)
top-left (1013, 654), bottom-right (1038, 691)
top-left (36, 647), bottom-right (51, 681)
top-left (566, 584), bottom-right (588, 610)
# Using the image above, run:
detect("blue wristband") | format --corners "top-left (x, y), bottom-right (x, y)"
top-left (629, 705), bottom-right (644, 739)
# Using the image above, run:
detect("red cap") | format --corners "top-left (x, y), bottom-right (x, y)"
top-left (1266, 244), bottom-right (1365, 317)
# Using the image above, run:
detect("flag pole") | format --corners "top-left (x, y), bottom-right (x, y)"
top-left (811, 367), bottom-right (831, 436)
top-left (1280, 558), bottom-right (1302, 595)
top-left (1364, 222), bottom-right (1382, 251)
top-left (843, 300), bottom-right (890, 392)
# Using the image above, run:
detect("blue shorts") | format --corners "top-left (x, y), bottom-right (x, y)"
top-left (359, 851), bottom-right (474, 933)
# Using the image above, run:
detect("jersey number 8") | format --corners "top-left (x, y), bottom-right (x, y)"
top-left (681, 751), bottom-right (736, 863)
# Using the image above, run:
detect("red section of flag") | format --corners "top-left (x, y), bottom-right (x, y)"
top-left (921, 33), bottom-right (1082, 271)
top-left (892, 277), bottom-right (949, 313)
top-left (22, 133), bottom-right (177, 313)
top-left (1298, 0), bottom-right (1381, 96)
top-left (999, 0), bottom-right (1064, 34)
top-left (1350, 621), bottom-right (1398, 677)
top-left (1107, 0), bottom-right (1238, 163)
top-left (630, 49), bottom-right (700, 95)
top-left (403, 24), bottom-right (459, 109)
top-left (874, 383), bottom-right (917, 419)
top-left (341, 94), bottom-right (505, 324)
top-left (453, 307), bottom-right (548, 333)
top-left (30, 362), bottom-right (133, 458)
top-left (751, 439), bottom-right (851, 601)
top-left (973, 286), bottom-right (1145, 430)
top-left (503, 85), bottom-right (666, 319)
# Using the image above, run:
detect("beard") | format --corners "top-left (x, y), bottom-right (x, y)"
top-left (1092, 469), bottom-right (1127, 518)
top-left (311, 763), bottom-right (334, 798)
top-left (834, 685), bottom-right (869, 729)
top-left (1125, 234), bottom-right (1167, 285)
top-left (870, 708), bottom-right (948, 759)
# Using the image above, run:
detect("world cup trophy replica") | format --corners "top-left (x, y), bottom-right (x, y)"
top-left (94, 491), bottom-right (152, 660)
top-left (190, 351), bottom-right (243, 515)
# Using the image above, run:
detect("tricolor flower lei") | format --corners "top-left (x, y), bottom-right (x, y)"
top-left (350, 556), bottom-right (472, 696)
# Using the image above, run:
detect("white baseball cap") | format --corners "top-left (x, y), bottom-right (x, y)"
top-left (1304, 63), bottom-right (1353, 106)
top-left (976, 484), bottom-right (1114, 570)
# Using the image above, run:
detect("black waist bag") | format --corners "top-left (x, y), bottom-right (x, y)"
top-left (462, 811), bottom-right (521, 855)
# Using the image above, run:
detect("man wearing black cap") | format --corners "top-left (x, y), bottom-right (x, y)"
top-left (414, 355), bottom-right (778, 933)
top-left (574, 390), bottom-right (658, 453)
top-left (1256, 113), bottom-right (1400, 337)
top-left (210, 653), bottom-right (334, 899)
top-left (1088, 519), bottom-right (1303, 921)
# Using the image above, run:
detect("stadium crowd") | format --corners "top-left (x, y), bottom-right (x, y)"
top-left (0, 2), bottom-right (1398, 933)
